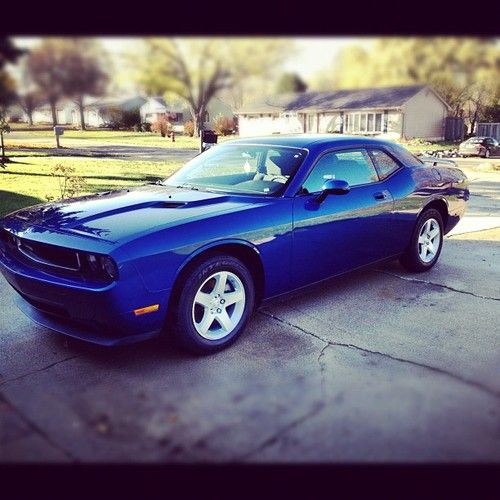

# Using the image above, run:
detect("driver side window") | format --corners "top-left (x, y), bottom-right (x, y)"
top-left (302, 148), bottom-right (379, 194)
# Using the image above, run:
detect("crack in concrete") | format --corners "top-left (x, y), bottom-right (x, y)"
top-left (0, 356), bottom-right (79, 388)
top-left (375, 269), bottom-right (500, 302)
top-left (0, 389), bottom-right (77, 462)
top-left (238, 401), bottom-right (324, 462)
top-left (236, 312), bottom-right (331, 461)
top-left (259, 310), bottom-right (500, 400)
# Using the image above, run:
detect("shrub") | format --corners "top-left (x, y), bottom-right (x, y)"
top-left (213, 114), bottom-right (235, 136)
top-left (141, 122), bottom-right (151, 132)
top-left (103, 106), bottom-right (141, 130)
top-left (48, 164), bottom-right (88, 200)
top-left (184, 120), bottom-right (194, 137)
top-left (151, 116), bottom-right (172, 137)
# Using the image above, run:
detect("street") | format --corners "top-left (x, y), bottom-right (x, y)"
top-left (0, 164), bottom-right (499, 462)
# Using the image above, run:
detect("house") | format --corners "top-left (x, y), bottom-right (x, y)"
top-left (13, 96), bottom-right (148, 127)
top-left (140, 97), bottom-right (185, 125)
top-left (140, 96), bottom-right (233, 131)
top-left (10, 94), bottom-right (234, 131)
top-left (203, 97), bottom-right (233, 130)
top-left (236, 85), bottom-right (450, 140)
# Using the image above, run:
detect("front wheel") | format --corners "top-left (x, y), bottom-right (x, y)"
top-left (399, 208), bottom-right (444, 272)
top-left (172, 255), bottom-right (255, 354)
top-left (482, 148), bottom-right (491, 158)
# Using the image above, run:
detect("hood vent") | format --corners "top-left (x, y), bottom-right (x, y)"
top-left (153, 201), bottom-right (187, 209)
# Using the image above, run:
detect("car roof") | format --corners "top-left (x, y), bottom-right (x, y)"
top-left (224, 134), bottom-right (394, 149)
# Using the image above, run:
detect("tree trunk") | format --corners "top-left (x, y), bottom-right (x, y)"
top-left (196, 107), bottom-right (207, 137)
top-left (50, 99), bottom-right (58, 126)
top-left (78, 97), bottom-right (86, 131)
top-left (0, 131), bottom-right (5, 164)
top-left (27, 111), bottom-right (33, 126)
top-left (189, 107), bottom-right (200, 137)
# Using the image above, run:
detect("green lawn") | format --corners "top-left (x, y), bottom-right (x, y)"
top-left (0, 153), bottom-right (183, 217)
top-left (4, 129), bottom-right (235, 150)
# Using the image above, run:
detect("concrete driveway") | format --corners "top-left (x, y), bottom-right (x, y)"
top-left (0, 166), bottom-right (499, 462)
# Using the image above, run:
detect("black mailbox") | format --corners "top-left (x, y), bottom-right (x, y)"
top-left (200, 130), bottom-right (218, 152)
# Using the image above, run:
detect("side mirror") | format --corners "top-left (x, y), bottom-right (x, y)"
top-left (316, 179), bottom-right (350, 203)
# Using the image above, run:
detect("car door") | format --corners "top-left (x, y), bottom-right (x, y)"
top-left (292, 147), bottom-right (395, 288)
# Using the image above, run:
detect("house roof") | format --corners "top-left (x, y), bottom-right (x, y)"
top-left (238, 85), bottom-right (444, 114)
top-left (150, 96), bottom-right (167, 107)
top-left (142, 96), bottom-right (186, 113)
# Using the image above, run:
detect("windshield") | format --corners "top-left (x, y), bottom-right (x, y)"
top-left (163, 144), bottom-right (307, 196)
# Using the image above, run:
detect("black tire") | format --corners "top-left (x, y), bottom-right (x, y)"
top-left (171, 255), bottom-right (255, 354)
top-left (482, 148), bottom-right (491, 158)
top-left (399, 208), bottom-right (444, 273)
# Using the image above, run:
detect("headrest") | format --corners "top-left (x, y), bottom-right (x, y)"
top-left (269, 152), bottom-right (301, 175)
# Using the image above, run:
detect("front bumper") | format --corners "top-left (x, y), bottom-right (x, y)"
top-left (0, 241), bottom-right (171, 346)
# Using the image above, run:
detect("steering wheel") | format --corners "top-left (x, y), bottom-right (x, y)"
top-left (270, 175), bottom-right (288, 183)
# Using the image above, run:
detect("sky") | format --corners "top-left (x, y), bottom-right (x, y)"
top-left (12, 36), bottom-right (373, 80)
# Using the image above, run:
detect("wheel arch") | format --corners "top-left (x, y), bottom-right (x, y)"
top-left (167, 239), bottom-right (265, 318)
top-left (421, 197), bottom-right (449, 230)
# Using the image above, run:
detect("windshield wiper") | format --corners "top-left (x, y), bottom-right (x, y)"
top-left (176, 183), bottom-right (200, 191)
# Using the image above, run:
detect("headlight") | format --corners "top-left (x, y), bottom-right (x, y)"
top-left (81, 253), bottom-right (119, 281)
top-left (100, 255), bottom-right (118, 280)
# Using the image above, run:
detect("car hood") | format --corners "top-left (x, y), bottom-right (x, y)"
top-left (4, 185), bottom-right (257, 244)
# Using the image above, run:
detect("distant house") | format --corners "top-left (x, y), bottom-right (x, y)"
top-left (237, 85), bottom-right (450, 140)
top-left (10, 94), bottom-right (234, 131)
top-left (140, 97), bottom-right (184, 124)
top-left (203, 97), bottom-right (233, 130)
top-left (13, 96), bottom-right (148, 127)
top-left (141, 96), bottom-right (233, 131)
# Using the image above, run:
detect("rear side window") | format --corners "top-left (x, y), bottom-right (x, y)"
top-left (388, 143), bottom-right (424, 167)
top-left (369, 149), bottom-right (400, 179)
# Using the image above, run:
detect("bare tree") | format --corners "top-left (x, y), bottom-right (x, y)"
top-left (0, 37), bottom-right (23, 165)
top-left (25, 40), bottom-right (65, 126)
top-left (58, 39), bottom-right (108, 130)
top-left (136, 38), bottom-right (292, 136)
top-left (17, 91), bottom-right (41, 126)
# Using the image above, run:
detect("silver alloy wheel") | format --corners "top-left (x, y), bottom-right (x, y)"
top-left (485, 149), bottom-right (490, 158)
top-left (192, 271), bottom-right (246, 340)
top-left (418, 218), bottom-right (441, 263)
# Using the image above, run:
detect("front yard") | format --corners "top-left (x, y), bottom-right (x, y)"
top-left (0, 153), bottom-right (182, 217)
top-left (0, 129), bottom-right (470, 218)
top-left (4, 129), bottom-right (202, 149)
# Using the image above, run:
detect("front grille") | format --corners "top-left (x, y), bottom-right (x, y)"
top-left (2, 229), bottom-right (81, 272)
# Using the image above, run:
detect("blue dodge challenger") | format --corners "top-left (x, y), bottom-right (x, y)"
top-left (0, 135), bottom-right (469, 353)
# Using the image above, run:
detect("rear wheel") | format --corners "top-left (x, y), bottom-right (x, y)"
top-left (399, 208), bottom-right (444, 272)
top-left (482, 148), bottom-right (491, 158)
top-left (172, 255), bottom-right (255, 354)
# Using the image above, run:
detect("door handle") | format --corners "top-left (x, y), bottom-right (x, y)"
top-left (373, 191), bottom-right (388, 200)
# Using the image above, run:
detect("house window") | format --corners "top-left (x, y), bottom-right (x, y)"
top-left (307, 114), bottom-right (316, 132)
top-left (360, 114), bottom-right (367, 132)
top-left (346, 112), bottom-right (384, 134)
